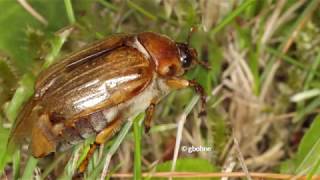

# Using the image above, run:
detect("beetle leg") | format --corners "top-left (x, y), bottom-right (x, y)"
top-left (166, 78), bottom-right (206, 116)
top-left (165, 79), bottom-right (189, 89)
top-left (78, 116), bottom-right (123, 174)
top-left (31, 113), bottom-right (57, 158)
top-left (188, 80), bottom-right (207, 116)
top-left (95, 117), bottom-right (123, 144)
top-left (144, 99), bottom-right (157, 133)
top-left (77, 142), bottom-right (98, 174)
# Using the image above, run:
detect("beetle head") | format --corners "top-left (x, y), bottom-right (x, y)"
top-left (138, 32), bottom-right (198, 78)
top-left (176, 42), bottom-right (197, 70)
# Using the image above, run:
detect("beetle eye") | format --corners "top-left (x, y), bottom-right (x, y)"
top-left (177, 43), bottom-right (193, 68)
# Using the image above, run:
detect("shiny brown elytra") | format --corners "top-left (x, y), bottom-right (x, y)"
top-left (8, 32), bottom-right (206, 172)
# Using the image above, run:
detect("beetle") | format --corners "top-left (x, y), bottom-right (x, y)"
top-left (8, 32), bottom-right (206, 173)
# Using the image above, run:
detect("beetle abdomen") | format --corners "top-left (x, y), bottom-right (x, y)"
top-left (55, 111), bottom-right (107, 151)
top-left (56, 106), bottom-right (121, 151)
top-left (55, 74), bottom-right (170, 152)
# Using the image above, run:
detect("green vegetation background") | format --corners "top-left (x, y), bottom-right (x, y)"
top-left (0, 0), bottom-right (320, 179)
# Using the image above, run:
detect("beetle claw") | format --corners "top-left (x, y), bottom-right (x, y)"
top-left (189, 80), bottom-right (207, 117)
top-left (72, 172), bottom-right (84, 180)
top-left (198, 110), bottom-right (207, 117)
top-left (144, 126), bottom-right (151, 134)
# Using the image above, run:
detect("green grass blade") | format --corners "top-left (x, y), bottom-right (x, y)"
top-left (64, 0), bottom-right (76, 24)
top-left (0, 124), bottom-right (10, 177)
top-left (127, 0), bottom-right (157, 21)
top-left (261, 0), bottom-right (320, 84)
top-left (295, 115), bottom-right (320, 175)
top-left (294, 96), bottom-right (320, 122)
top-left (21, 156), bottom-right (38, 180)
top-left (87, 115), bottom-right (139, 179)
top-left (12, 151), bottom-right (21, 180)
top-left (304, 51), bottom-right (320, 89)
top-left (307, 159), bottom-right (320, 180)
top-left (42, 28), bottom-right (73, 69)
top-left (209, 0), bottom-right (255, 36)
top-left (133, 114), bottom-right (143, 180)
top-left (184, 95), bottom-right (200, 115)
top-left (265, 46), bottom-right (318, 75)
top-left (4, 73), bottom-right (35, 122)
top-left (42, 154), bottom-right (66, 179)
top-left (98, 0), bottom-right (118, 11)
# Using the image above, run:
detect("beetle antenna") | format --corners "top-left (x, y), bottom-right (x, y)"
top-left (187, 26), bottom-right (211, 70)
top-left (196, 59), bottom-right (211, 70)
top-left (187, 26), bottom-right (197, 45)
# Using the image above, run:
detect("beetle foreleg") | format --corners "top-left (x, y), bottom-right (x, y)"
top-left (165, 78), bottom-right (206, 116)
top-left (188, 80), bottom-right (207, 116)
top-left (165, 78), bottom-right (189, 89)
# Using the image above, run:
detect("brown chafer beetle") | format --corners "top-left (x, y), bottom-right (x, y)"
top-left (8, 32), bottom-right (206, 172)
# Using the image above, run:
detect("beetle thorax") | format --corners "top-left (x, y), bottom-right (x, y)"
top-left (136, 32), bottom-right (185, 77)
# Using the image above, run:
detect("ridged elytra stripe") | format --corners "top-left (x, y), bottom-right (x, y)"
top-left (46, 47), bottom-right (148, 98)
top-left (59, 65), bottom-right (148, 100)
top-left (35, 35), bottom-right (129, 91)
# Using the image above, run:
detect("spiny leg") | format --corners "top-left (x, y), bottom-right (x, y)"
top-left (188, 80), bottom-right (206, 116)
top-left (78, 116), bottom-right (123, 174)
top-left (166, 78), bottom-right (207, 116)
top-left (144, 98), bottom-right (158, 133)
top-left (77, 143), bottom-right (98, 174)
